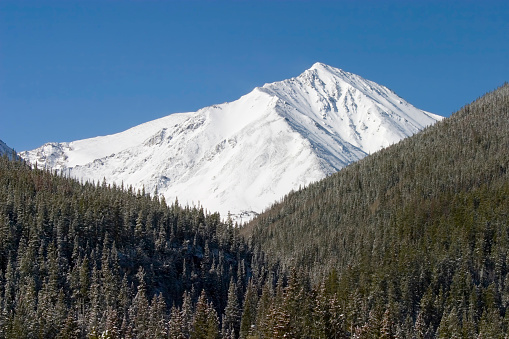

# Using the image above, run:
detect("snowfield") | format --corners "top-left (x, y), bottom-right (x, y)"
top-left (20, 63), bottom-right (443, 222)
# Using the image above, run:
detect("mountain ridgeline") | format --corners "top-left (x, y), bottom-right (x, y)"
top-left (19, 63), bottom-right (441, 221)
top-left (243, 83), bottom-right (509, 336)
top-left (0, 140), bottom-right (16, 160)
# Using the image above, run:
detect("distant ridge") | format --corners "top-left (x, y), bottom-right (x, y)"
top-left (20, 63), bottom-right (442, 220)
top-left (0, 140), bottom-right (16, 160)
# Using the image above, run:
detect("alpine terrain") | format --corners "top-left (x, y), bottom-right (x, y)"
top-left (19, 63), bottom-right (442, 221)
top-left (0, 140), bottom-right (15, 159)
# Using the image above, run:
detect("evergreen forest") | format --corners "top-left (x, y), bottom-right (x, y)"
top-left (0, 155), bottom-right (275, 338)
top-left (0, 83), bottom-right (508, 338)
top-left (245, 83), bottom-right (509, 337)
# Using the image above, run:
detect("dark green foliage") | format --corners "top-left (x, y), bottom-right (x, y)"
top-left (0, 153), bottom-right (265, 338)
top-left (239, 279), bottom-right (257, 338)
top-left (222, 279), bottom-right (241, 338)
top-left (242, 83), bottom-right (509, 336)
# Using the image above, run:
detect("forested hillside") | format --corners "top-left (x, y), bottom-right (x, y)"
top-left (2, 83), bottom-right (509, 338)
top-left (244, 83), bottom-right (509, 337)
top-left (0, 156), bottom-right (277, 338)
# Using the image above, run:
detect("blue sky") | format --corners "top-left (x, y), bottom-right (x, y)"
top-left (1, 1), bottom-right (508, 152)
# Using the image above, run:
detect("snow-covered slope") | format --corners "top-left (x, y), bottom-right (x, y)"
top-left (0, 140), bottom-right (16, 160)
top-left (20, 63), bottom-right (442, 221)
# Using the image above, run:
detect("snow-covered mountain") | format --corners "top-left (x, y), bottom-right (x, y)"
top-left (0, 140), bottom-right (16, 160)
top-left (20, 63), bottom-right (442, 221)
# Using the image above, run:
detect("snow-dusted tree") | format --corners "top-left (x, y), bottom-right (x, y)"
top-left (192, 290), bottom-right (210, 338)
top-left (128, 267), bottom-right (150, 338)
top-left (168, 305), bottom-right (186, 339)
top-left (222, 279), bottom-right (241, 338)
top-left (239, 279), bottom-right (258, 338)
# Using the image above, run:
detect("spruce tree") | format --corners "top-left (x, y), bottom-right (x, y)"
top-left (192, 290), bottom-right (210, 338)
top-left (239, 279), bottom-right (258, 339)
top-left (222, 279), bottom-right (241, 338)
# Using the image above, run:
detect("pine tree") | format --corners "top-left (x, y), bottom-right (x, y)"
top-left (149, 293), bottom-right (167, 338)
top-left (478, 308), bottom-right (504, 338)
top-left (436, 307), bottom-right (461, 339)
top-left (255, 279), bottom-right (272, 338)
top-left (222, 279), bottom-right (241, 338)
top-left (179, 291), bottom-right (193, 338)
top-left (168, 305), bottom-right (186, 339)
top-left (313, 282), bottom-right (329, 338)
top-left (103, 306), bottom-right (121, 339)
top-left (205, 302), bottom-right (220, 339)
top-left (129, 267), bottom-right (150, 338)
top-left (270, 281), bottom-right (291, 339)
top-left (192, 290), bottom-right (210, 338)
top-left (239, 279), bottom-right (258, 338)
top-left (88, 263), bottom-right (103, 335)
top-left (11, 277), bottom-right (37, 337)
top-left (380, 308), bottom-right (395, 339)
top-left (328, 294), bottom-right (346, 339)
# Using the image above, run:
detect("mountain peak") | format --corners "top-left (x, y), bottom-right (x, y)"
top-left (309, 62), bottom-right (336, 71)
top-left (20, 65), bottom-right (443, 222)
top-left (307, 62), bottom-right (348, 78)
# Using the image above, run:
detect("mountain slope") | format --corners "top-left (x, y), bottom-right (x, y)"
top-left (243, 83), bottom-right (509, 335)
top-left (20, 63), bottom-right (442, 220)
top-left (0, 150), bottom-right (262, 338)
top-left (0, 140), bottom-right (16, 160)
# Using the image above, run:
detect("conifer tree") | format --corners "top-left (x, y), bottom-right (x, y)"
top-left (193, 290), bottom-right (210, 339)
top-left (313, 282), bottom-right (329, 338)
top-left (254, 279), bottom-right (272, 338)
top-left (129, 267), bottom-right (150, 338)
top-left (149, 293), bottom-right (168, 338)
top-left (168, 305), bottom-right (186, 339)
top-left (180, 291), bottom-right (193, 338)
top-left (380, 308), bottom-right (395, 339)
top-left (205, 302), bottom-right (220, 339)
top-left (239, 279), bottom-right (258, 338)
top-left (222, 279), bottom-right (241, 338)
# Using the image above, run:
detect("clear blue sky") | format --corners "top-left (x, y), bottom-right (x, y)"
top-left (1, 1), bottom-right (508, 152)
